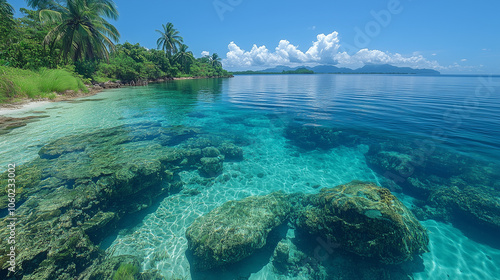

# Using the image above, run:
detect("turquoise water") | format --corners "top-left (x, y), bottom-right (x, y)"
top-left (1, 75), bottom-right (499, 279)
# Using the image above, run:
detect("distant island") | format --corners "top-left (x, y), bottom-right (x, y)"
top-left (234, 64), bottom-right (440, 75)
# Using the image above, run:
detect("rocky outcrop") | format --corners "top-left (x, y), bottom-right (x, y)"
top-left (427, 186), bottom-right (500, 229)
top-left (0, 121), bottom-right (244, 279)
top-left (284, 124), bottom-right (361, 150)
top-left (365, 139), bottom-right (499, 199)
top-left (294, 181), bottom-right (429, 264)
top-left (186, 191), bottom-right (291, 270)
top-left (186, 181), bottom-right (429, 271)
top-left (0, 115), bottom-right (50, 135)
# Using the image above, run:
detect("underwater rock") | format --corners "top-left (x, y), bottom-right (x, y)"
top-left (365, 139), bottom-right (498, 201)
top-left (0, 115), bottom-right (50, 135)
top-left (201, 146), bottom-right (221, 157)
top-left (219, 142), bottom-right (244, 160)
top-left (428, 186), bottom-right (500, 230)
top-left (79, 254), bottom-right (141, 280)
top-left (156, 125), bottom-right (199, 146)
top-left (0, 122), bottom-right (244, 279)
top-left (295, 181), bottom-right (429, 264)
top-left (199, 156), bottom-right (224, 177)
top-left (186, 191), bottom-right (291, 270)
top-left (284, 124), bottom-right (358, 150)
top-left (271, 239), bottom-right (310, 277)
top-left (0, 226), bottom-right (102, 280)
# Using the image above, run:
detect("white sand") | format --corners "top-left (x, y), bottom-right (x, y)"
top-left (0, 101), bottom-right (52, 115)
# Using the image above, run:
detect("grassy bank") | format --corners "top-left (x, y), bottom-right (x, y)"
top-left (0, 66), bottom-right (87, 103)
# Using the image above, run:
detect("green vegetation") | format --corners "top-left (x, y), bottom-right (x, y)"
top-left (0, 66), bottom-right (87, 101)
top-left (37, 0), bottom-right (120, 62)
top-left (113, 263), bottom-right (139, 280)
top-left (234, 67), bottom-right (314, 75)
top-left (0, 0), bottom-right (231, 103)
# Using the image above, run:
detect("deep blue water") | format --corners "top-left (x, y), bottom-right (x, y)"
top-left (1, 74), bottom-right (500, 280)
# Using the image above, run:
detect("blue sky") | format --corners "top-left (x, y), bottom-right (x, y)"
top-left (10, 0), bottom-right (500, 74)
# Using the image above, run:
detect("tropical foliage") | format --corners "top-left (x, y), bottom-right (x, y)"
top-left (209, 53), bottom-right (222, 68)
top-left (0, 0), bottom-right (231, 102)
top-left (174, 44), bottom-right (194, 73)
top-left (38, 0), bottom-right (120, 62)
top-left (0, 0), bottom-right (15, 51)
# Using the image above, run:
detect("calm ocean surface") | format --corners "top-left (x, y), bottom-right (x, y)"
top-left (1, 74), bottom-right (499, 279)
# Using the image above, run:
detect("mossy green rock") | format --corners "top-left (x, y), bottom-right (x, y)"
top-left (284, 124), bottom-right (360, 150)
top-left (295, 181), bottom-right (429, 264)
top-left (365, 139), bottom-right (498, 200)
top-left (428, 186), bottom-right (500, 229)
top-left (186, 191), bottom-right (291, 270)
top-left (79, 255), bottom-right (141, 280)
top-left (199, 156), bottom-right (224, 177)
top-left (0, 121), bottom-right (243, 279)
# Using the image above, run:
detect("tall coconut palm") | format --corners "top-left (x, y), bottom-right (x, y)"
top-left (209, 53), bottom-right (222, 68)
top-left (0, 0), bottom-right (15, 45)
top-left (38, 0), bottom-right (120, 62)
top-left (0, 0), bottom-right (13, 17)
top-left (0, 0), bottom-right (14, 26)
top-left (156, 22), bottom-right (183, 57)
top-left (174, 44), bottom-right (194, 73)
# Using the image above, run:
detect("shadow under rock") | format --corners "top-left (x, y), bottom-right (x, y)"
top-left (292, 229), bottom-right (425, 280)
top-left (451, 216), bottom-right (500, 250)
top-left (188, 223), bottom-right (288, 280)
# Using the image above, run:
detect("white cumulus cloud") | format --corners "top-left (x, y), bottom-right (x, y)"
top-left (223, 31), bottom-right (443, 70)
top-left (201, 51), bottom-right (210, 57)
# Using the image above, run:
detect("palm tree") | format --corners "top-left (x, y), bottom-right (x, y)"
top-left (0, 0), bottom-right (15, 45)
top-left (26, 0), bottom-right (60, 10)
top-left (209, 53), bottom-right (222, 68)
top-left (156, 22), bottom-right (183, 57)
top-left (0, 0), bottom-right (14, 26)
top-left (174, 44), bottom-right (194, 73)
top-left (0, 0), bottom-right (13, 17)
top-left (38, 0), bottom-right (120, 62)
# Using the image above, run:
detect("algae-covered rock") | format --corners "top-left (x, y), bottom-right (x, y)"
top-left (199, 156), bottom-right (224, 177)
top-left (284, 125), bottom-right (356, 150)
top-left (295, 181), bottom-right (429, 264)
top-left (202, 147), bottom-right (220, 157)
top-left (271, 239), bottom-right (309, 276)
top-left (0, 121), bottom-right (244, 279)
top-left (186, 191), bottom-right (291, 270)
top-left (365, 138), bottom-right (498, 200)
top-left (219, 142), bottom-right (243, 160)
top-left (0, 115), bottom-right (50, 135)
top-left (428, 186), bottom-right (500, 229)
top-left (78, 255), bottom-right (141, 280)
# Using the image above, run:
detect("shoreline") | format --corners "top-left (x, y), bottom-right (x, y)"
top-left (0, 75), bottom-right (233, 115)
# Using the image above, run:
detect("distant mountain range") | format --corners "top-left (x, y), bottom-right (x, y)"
top-left (257, 64), bottom-right (440, 75)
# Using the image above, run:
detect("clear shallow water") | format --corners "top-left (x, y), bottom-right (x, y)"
top-left (1, 75), bottom-right (500, 279)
